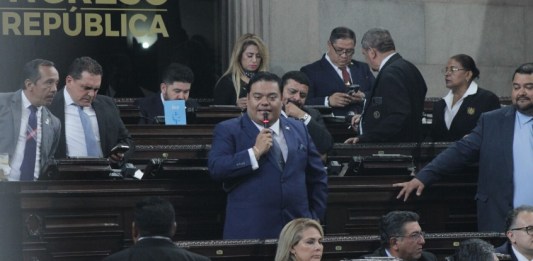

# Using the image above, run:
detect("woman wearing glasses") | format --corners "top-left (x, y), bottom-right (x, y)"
top-left (431, 54), bottom-right (500, 141)
top-left (213, 33), bottom-right (269, 109)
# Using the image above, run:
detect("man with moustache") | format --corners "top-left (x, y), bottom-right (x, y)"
top-left (301, 26), bottom-right (374, 116)
top-left (395, 63), bottom-right (533, 233)
top-left (281, 71), bottom-right (333, 155)
top-left (0, 59), bottom-right (61, 181)
top-left (49, 56), bottom-right (134, 168)
top-left (208, 72), bottom-right (327, 240)
top-left (362, 211), bottom-right (437, 261)
top-left (136, 63), bottom-right (200, 124)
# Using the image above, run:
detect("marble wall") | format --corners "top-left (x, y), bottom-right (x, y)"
top-left (262, 0), bottom-right (533, 97)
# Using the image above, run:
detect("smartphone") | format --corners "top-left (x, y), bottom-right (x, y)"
top-left (347, 84), bottom-right (360, 95)
top-left (110, 144), bottom-right (130, 155)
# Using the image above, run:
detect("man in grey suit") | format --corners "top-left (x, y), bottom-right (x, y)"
top-left (0, 59), bottom-right (61, 181)
top-left (281, 71), bottom-right (333, 156)
top-left (395, 63), bottom-right (533, 232)
top-left (49, 57), bottom-right (134, 168)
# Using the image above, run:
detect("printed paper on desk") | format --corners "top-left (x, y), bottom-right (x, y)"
top-left (164, 100), bottom-right (187, 125)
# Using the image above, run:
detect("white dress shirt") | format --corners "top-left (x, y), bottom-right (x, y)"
top-left (8, 91), bottom-right (42, 181)
top-left (442, 81), bottom-right (478, 129)
top-left (64, 89), bottom-right (102, 157)
top-left (248, 118), bottom-right (288, 170)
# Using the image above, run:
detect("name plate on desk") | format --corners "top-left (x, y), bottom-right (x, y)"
top-left (164, 100), bottom-right (187, 125)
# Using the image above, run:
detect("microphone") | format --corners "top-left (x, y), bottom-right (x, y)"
top-left (262, 112), bottom-right (269, 128)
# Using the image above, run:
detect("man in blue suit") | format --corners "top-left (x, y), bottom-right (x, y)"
top-left (394, 63), bottom-right (533, 233)
top-left (208, 72), bottom-right (328, 239)
top-left (301, 26), bottom-right (375, 116)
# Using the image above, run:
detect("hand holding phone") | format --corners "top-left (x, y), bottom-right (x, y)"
top-left (347, 84), bottom-right (360, 95)
top-left (110, 144), bottom-right (130, 155)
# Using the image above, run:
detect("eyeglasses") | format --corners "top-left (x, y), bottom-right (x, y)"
top-left (395, 231), bottom-right (425, 241)
top-left (441, 67), bottom-right (465, 75)
top-left (510, 226), bottom-right (533, 235)
top-left (330, 43), bottom-right (355, 56)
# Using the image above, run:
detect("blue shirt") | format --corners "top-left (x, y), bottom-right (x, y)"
top-left (512, 111), bottom-right (533, 208)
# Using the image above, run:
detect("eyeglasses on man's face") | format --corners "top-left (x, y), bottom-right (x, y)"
top-left (510, 225), bottom-right (533, 235)
top-left (395, 231), bottom-right (425, 241)
top-left (330, 42), bottom-right (355, 57)
top-left (441, 66), bottom-right (465, 75)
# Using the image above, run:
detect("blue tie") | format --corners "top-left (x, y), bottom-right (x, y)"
top-left (20, 105), bottom-right (37, 181)
top-left (78, 105), bottom-right (100, 157)
top-left (270, 131), bottom-right (285, 171)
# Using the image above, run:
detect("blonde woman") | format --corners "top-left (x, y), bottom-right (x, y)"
top-left (213, 33), bottom-right (269, 108)
top-left (275, 218), bottom-right (324, 261)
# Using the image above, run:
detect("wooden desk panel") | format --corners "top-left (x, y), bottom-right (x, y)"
top-left (127, 124), bottom-right (216, 145)
top-left (1, 162), bottom-right (479, 261)
top-left (176, 232), bottom-right (506, 261)
top-left (12, 180), bottom-right (225, 261)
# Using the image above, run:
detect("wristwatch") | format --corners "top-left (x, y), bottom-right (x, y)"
top-left (299, 113), bottom-right (310, 122)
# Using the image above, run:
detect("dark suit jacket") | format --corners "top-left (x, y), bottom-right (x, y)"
top-left (359, 53), bottom-right (427, 143)
top-left (431, 87), bottom-right (500, 142)
top-left (0, 90), bottom-right (61, 178)
top-left (416, 106), bottom-right (517, 232)
top-left (283, 106), bottom-right (333, 154)
top-left (362, 247), bottom-right (437, 261)
top-left (495, 241), bottom-right (518, 261)
top-left (135, 92), bottom-right (200, 124)
top-left (301, 55), bottom-right (375, 116)
top-left (48, 88), bottom-right (135, 165)
top-left (208, 114), bottom-right (328, 239)
top-left (103, 238), bottom-right (211, 261)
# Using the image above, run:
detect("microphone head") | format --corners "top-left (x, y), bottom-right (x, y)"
top-left (262, 111), bottom-right (269, 127)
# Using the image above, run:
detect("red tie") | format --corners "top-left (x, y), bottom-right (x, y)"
top-left (339, 67), bottom-right (351, 86)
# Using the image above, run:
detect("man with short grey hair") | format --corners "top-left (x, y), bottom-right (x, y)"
top-left (345, 27), bottom-right (427, 144)
top-left (496, 205), bottom-right (533, 261)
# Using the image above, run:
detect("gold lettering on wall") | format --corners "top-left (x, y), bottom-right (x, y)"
top-left (0, 0), bottom-right (169, 37)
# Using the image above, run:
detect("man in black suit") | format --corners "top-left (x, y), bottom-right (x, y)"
top-left (361, 211), bottom-right (437, 261)
top-left (136, 63), bottom-right (200, 124)
top-left (103, 197), bottom-right (211, 261)
top-left (301, 26), bottom-right (375, 116)
top-left (346, 28), bottom-right (427, 143)
top-left (496, 205), bottom-right (533, 261)
top-left (49, 57), bottom-right (134, 167)
top-left (281, 71), bottom-right (333, 155)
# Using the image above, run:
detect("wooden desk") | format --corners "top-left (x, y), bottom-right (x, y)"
top-left (120, 106), bottom-right (243, 125)
top-left (2, 180), bottom-right (225, 261)
top-left (127, 124), bottom-right (216, 145)
top-left (177, 232), bottom-right (506, 261)
top-left (0, 165), bottom-right (480, 261)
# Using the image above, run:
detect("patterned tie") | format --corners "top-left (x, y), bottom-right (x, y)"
top-left (20, 105), bottom-right (37, 181)
top-left (339, 66), bottom-right (351, 86)
top-left (78, 105), bottom-right (100, 157)
top-left (270, 131), bottom-right (285, 171)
